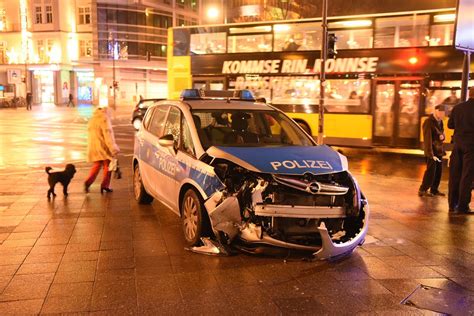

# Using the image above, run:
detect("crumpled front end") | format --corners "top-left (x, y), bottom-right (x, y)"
top-left (196, 156), bottom-right (368, 260)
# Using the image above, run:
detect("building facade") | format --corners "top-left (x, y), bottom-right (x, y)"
top-left (0, 0), bottom-right (201, 107)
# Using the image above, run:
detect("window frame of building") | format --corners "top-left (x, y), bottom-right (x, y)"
top-left (79, 39), bottom-right (93, 57)
top-left (78, 7), bottom-right (91, 25)
top-left (0, 8), bottom-right (6, 31)
top-left (35, 6), bottom-right (43, 24)
top-left (0, 41), bottom-right (6, 64)
top-left (45, 5), bottom-right (53, 24)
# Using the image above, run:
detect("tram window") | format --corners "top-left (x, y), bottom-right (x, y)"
top-left (190, 32), bottom-right (226, 54)
top-left (425, 89), bottom-right (460, 115)
top-left (273, 22), bottom-right (322, 51)
top-left (374, 15), bottom-right (429, 48)
top-left (324, 79), bottom-right (371, 113)
top-left (332, 29), bottom-right (373, 49)
top-left (228, 34), bottom-right (272, 53)
top-left (429, 24), bottom-right (454, 46)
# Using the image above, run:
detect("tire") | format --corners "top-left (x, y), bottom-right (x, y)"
top-left (133, 163), bottom-right (153, 204)
top-left (133, 118), bottom-right (142, 130)
top-left (181, 189), bottom-right (206, 246)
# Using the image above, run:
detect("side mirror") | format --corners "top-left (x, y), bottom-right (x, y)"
top-left (158, 134), bottom-right (175, 147)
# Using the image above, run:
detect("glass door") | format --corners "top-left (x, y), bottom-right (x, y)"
top-left (372, 80), bottom-right (422, 147)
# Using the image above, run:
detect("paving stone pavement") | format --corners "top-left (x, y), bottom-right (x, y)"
top-left (0, 156), bottom-right (473, 315)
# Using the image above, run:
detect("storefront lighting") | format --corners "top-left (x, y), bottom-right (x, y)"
top-left (0, 20), bottom-right (5, 31)
top-left (274, 24), bottom-right (291, 33)
top-left (48, 44), bottom-right (62, 64)
top-left (433, 13), bottom-right (455, 23)
top-left (330, 20), bottom-right (372, 28)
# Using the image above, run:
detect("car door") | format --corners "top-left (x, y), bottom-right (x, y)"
top-left (137, 105), bottom-right (169, 198)
top-left (154, 106), bottom-right (182, 212)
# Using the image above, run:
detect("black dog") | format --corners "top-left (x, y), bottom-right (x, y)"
top-left (45, 164), bottom-right (76, 199)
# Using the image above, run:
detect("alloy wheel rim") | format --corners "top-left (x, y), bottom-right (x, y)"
top-left (183, 196), bottom-right (198, 241)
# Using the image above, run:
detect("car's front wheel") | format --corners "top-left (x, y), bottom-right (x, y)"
top-left (133, 163), bottom-right (153, 204)
top-left (132, 118), bottom-right (142, 130)
top-left (181, 189), bottom-right (207, 246)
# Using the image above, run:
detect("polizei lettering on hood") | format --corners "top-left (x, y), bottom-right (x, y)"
top-left (270, 160), bottom-right (333, 171)
top-left (222, 57), bottom-right (379, 74)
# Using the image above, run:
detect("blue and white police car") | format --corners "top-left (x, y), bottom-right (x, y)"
top-left (133, 90), bottom-right (369, 259)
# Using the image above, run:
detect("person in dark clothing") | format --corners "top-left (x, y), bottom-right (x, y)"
top-left (448, 87), bottom-right (474, 214)
top-left (26, 92), bottom-right (32, 111)
top-left (67, 93), bottom-right (75, 107)
top-left (419, 104), bottom-right (446, 197)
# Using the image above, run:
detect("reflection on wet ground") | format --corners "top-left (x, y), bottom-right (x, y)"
top-left (0, 105), bottom-right (472, 314)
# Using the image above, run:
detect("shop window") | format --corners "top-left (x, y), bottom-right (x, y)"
top-left (331, 29), bottom-right (373, 49)
top-left (429, 24), bottom-right (454, 46)
top-left (374, 15), bottom-right (429, 48)
top-left (228, 34), bottom-right (272, 53)
top-left (273, 22), bottom-right (321, 51)
top-left (79, 40), bottom-right (92, 57)
top-left (35, 6), bottom-right (42, 24)
top-left (191, 32), bottom-right (226, 54)
top-left (45, 5), bottom-right (52, 23)
top-left (78, 7), bottom-right (91, 25)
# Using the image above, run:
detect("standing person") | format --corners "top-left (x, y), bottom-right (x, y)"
top-left (418, 104), bottom-right (446, 197)
top-left (84, 106), bottom-right (120, 193)
top-left (26, 92), bottom-right (32, 111)
top-left (448, 87), bottom-right (474, 214)
top-left (67, 93), bottom-right (75, 107)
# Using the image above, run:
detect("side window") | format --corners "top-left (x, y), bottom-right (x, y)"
top-left (147, 105), bottom-right (169, 136)
top-left (142, 108), bottom-right (155, 130)
top-left (181, 116), bottom-right (195, 156)
top-left (163, 107), bottom-right (181, 145)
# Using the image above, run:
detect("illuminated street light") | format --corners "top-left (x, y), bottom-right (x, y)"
top-left (207, 6), bottom-right (220, 20)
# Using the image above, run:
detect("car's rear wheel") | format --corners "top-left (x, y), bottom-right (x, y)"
top-left (181, 189), bottom-right (206, 246)
top-left (133, 118), bottom-right (142, 130)
top-left (133, 163), bottom-right (153, 204)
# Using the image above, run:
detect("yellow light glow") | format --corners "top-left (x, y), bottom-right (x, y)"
top-left (0, 20), bottom-right (4, 31)
top-left (207, 7), bottom-right (219, 20)
top-left (434, 13), bottom-right (455, 23)
top-left (48, 44), bottom-right (62, 63)
top-left (331, 20), bottom-right (372, 28)
top-left (6, 48), bottom-right (19, 64)
top-left (408, 56), bottom-right (418, 65)
top-left (274, 24), bottom-right (291, 33)
top-left (68, 34), bottom-right (78, 61)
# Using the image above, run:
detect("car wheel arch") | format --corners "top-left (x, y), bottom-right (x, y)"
top-left (179, 183), bottom-right (206, 217)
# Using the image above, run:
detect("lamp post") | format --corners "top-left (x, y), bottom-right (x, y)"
top-left (318, 0), bottom-right (328, 144)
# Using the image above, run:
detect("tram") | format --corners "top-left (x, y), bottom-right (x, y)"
top-left (167, 8), bottom-right (474, 148)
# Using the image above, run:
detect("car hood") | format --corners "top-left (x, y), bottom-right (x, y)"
top-left (206, 145), bottom-right (347, 175)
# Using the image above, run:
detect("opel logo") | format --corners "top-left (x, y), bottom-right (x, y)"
top-left (307, 181), bottom-right (321, 194)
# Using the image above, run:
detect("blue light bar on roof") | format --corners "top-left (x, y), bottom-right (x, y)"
top-left (180, 89), bottom-right (256, 101)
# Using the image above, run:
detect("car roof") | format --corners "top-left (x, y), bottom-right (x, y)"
top-left (158, 99), bottom-right (273, 111)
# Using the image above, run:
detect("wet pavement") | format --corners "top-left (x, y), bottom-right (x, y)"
top-left (0, 105), bottom-right (473, 314)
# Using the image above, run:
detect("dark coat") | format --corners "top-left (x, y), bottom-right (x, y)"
top-left (422, 114), bottom-right (445, 157)
top-left (448, 98), bottom-right (474, 147)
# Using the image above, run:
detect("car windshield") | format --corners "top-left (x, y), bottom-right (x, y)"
top-left (191, 109), bottom-right (315, 149)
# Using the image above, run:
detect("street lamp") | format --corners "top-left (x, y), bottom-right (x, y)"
top-left (206, 6), bottom-right (220, 20)
top-left (206, 1), bottom-right (226, 24)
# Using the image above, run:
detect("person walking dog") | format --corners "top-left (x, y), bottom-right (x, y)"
top-left (84, 106), bottom-right (120, 193)
top-left (419, 104), bottom-right (446, 197)
top-left (448, 87), bottom-right (474, 214)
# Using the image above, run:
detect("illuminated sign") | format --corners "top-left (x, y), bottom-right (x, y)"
top-left (222, 57), bottom-right (379, 74)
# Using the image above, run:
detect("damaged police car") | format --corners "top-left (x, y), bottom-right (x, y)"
top-left (132, 90), bottom-right (369, 259)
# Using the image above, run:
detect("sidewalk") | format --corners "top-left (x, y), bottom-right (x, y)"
top-left (0, 154), bottom-right (473, 314)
